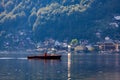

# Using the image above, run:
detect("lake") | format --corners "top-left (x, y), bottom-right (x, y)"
top-left (0, 51), bottom-right (120, 80)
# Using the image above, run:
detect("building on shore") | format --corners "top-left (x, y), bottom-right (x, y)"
top-left (97, 37), bottom-right (120, 52)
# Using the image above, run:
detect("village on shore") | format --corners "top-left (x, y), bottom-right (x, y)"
top-left (31, 36), bottom-right (120, 54)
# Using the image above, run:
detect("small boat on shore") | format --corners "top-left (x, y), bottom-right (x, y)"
top-left (27, 53), bottom-right (61, 60)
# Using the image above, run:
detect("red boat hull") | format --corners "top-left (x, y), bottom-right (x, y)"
top-left (27, 55), bottom-right (61, 59)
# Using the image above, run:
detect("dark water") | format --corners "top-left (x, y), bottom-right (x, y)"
top-left (0, 51), bottom-right (120, 80)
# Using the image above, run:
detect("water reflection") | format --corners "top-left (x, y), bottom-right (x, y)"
top-left (0, 52), bottom-right (120, 80)
top-left (68, 52), bottom-right (71, 80)
top-left (115, 54), bottom-right (119, 67)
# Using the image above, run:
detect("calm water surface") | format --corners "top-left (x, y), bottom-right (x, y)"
top-left (0, 51), bottom-right (120, 80)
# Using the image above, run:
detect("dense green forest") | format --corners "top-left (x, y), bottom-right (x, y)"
top-left (0, 0), bottom-right (120, 50)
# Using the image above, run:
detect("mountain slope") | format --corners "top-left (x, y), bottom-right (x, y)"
top-left (0, 0), bottom-right (120, 50)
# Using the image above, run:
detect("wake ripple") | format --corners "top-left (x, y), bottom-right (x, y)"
top-left (0, 57), bottom-right (27, 60)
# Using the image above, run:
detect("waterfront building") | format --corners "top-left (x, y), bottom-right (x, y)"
top-left (97, 37), bottom-right (120, 52)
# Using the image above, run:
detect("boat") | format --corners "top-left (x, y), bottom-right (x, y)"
top-left (27, 53), bottom-right (61, 60)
